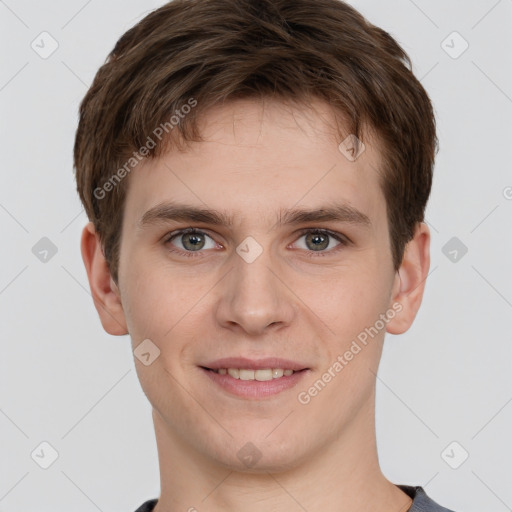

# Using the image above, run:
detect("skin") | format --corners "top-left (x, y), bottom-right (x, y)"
top-left (81, 98), bottom-right (430, 512)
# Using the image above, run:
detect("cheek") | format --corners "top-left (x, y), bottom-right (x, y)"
top-left (121, 263), bottom-right (206, 365)
top-left (302, 265), bottom-right (389, 340)
top-left (120, 265), bottom-right (177, 342)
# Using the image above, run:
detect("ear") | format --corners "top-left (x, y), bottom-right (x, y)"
top-left (386, 222), bottom-right (430, 335)
top-left (80, 222), bottom-right (128, 335)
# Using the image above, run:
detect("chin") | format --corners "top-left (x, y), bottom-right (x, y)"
top-left (208, 434), bottom-right (307, 474)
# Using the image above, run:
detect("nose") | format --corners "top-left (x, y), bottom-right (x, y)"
top-left (214, 247), bottom-right (296, 336)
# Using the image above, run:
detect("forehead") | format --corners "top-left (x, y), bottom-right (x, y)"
top-left (122, 98), bottom-right (387, 233)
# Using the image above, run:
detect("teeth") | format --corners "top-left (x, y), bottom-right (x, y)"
top-left (227, 368), bottom-right (240, 379)
top-left (255, 369), bottom-right (273, 381)
top-left (239, 369), bottom-right (255, 380)
top-left (216, 368), bottom-right (297, 380)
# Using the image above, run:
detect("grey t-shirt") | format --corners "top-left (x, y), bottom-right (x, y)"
top-left (134, 484), bottom-right (455, 511)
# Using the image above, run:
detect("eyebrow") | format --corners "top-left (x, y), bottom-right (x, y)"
top-left (137, 201), bottom-right (372, 231)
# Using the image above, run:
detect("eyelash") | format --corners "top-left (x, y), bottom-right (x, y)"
top-left (163, 227), bottom-right (349, 258)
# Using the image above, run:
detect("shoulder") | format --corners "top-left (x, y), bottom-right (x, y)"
top-left (133, 498), bottom-right (158, 512)
top-left (135, 487), bottom-right (457, 512)
top-left (398, 485), bottom-right (457, 512)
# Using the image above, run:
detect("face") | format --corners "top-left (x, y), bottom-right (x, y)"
top-left (95, 98), bottom-right (419, 471)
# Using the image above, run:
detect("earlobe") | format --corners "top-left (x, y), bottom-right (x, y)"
top-left (80, 222), bottom-right (128, 336)
top-left (386, 222), bottom-right (430, 335)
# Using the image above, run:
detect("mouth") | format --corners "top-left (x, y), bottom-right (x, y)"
top-left (199, 358), bottom-right (311, 399)
top-left (201, 367), bottom-right (306, 381)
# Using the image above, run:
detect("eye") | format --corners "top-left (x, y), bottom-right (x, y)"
top-left (163, 227), bottom-right (349, 258)
top-left (164, 228), bottom-right (219, 256)
top-left (292, 229), bottom-right (347, 255)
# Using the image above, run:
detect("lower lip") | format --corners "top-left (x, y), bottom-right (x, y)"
top-left (201, 367), bottom-right (310, 399)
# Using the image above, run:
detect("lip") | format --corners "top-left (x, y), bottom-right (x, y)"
top-left (201, 366), bottom-right (310, 399)
top-left (201, 357), bottom-right (309, 372)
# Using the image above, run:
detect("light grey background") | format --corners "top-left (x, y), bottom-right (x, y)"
top-left (1, 1), bottom-right (511, 511)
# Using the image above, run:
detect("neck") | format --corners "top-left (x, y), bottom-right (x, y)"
top-left (151, 391), bottom-right (412, 512)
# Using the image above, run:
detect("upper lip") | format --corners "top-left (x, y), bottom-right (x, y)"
top-left (201, 357), bottom-right (309, 371)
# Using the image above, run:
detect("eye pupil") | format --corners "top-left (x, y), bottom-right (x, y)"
top-left (183, 233), bottom-right (205, 251)
top-left (306, 233), bottom-right (329, 251)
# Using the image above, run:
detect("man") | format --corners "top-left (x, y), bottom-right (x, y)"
top-left (75, 0), bottom-right (454, 510)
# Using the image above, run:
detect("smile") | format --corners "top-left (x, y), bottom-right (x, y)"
top-left (209, 368), bottom-right (297, 380)
top-left (201, 366), bottom-right (309, 399)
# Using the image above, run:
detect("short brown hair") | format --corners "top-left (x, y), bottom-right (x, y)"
top-left (74, 0), bottom-right (438, 285)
